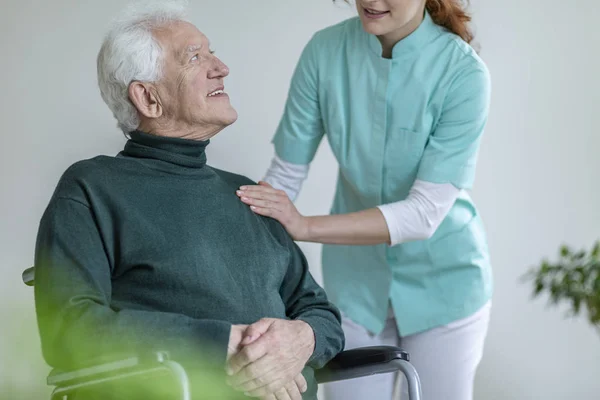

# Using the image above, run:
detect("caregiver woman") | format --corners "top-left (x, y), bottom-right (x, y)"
top-left (237, 1), bottom-right (492, 399)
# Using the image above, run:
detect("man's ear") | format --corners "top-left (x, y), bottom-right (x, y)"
top-left (128, 82), bottom-right (163, 119)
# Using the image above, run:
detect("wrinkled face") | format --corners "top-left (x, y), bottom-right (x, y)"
top-left (153, 21), bottom-right (237, 135)
top-left (355, 0), bottom-right (426, 36)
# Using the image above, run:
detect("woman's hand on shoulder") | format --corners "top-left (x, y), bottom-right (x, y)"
top-left (236, 181), bottom-right (309, 241)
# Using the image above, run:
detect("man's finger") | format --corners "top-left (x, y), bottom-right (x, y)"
top-left (246, 380), bottom-right (289, 399)
top-left (240, 330), bottom-right (261, 346)
top-left (285, 379), bottom-right (302, 400)
top-left (278, 385), bottom-right (294, 400)
top-left (226, 337), bottom-right (269, 376)
top-left (294, 373), bottom-right (307, 393)
top-left (226, 355), bottom-right (281, 389)
top-left (241, 318), bottom-right (273, 345)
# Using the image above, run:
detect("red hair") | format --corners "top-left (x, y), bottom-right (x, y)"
top-left (425, 0), bottom-right (473, 44)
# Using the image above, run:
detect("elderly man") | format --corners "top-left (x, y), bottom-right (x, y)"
top-left (33, 2), bottom-right (344, 399)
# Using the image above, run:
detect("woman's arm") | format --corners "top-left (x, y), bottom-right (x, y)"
top-left (303, 207), bottom-right (391, 245)
top-left (236, 180), bottom-right (459, 246)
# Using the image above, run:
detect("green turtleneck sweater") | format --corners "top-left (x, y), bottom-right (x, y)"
top-left (34, 131), bottom-right (344, 398)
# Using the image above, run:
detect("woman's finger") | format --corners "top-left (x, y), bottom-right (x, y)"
top-left (240, 186), bottom-right (290, 202)
top-left (237, 190), bottom-right (284, 204)
top-left (249, 206), bottom-right (274, 217)
top-left (241, 198), bottom-right (282, 212)
top-left (239, 185), bottom-right (280, 195)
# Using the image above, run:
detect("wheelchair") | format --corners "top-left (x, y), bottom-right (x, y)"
top-left (22, 267), bottom-right (422, 400)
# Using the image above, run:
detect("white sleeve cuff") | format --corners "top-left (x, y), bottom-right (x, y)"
top-left (377, 180), bottom-right (460, 246)
top-left (262, 154), bottom-right (310, 202)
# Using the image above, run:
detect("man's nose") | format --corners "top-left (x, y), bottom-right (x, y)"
top-left (208, 57), bottom-right (229, 78)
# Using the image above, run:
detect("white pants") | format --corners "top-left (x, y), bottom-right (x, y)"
top-left (322, 301), bottom-right (491, 400)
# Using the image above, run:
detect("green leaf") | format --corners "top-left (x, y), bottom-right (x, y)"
top-left (591, 241), bottom-right (600, 259)
top-left (534, 281), bottom-right (544, 296)
top-left (523, 240), bottom-right (600, 331)
top-left (572, 297), bottom-right (582, 315)
top-left (574, 250), bottom-right (586, 261)
top-left (540, 261), bottom-right (550, 274)
top-left (594, 272), bottom-right (600, 292)
top-left (520, 268), bottom-right (537, 283)
top-left (587, 298), bottom-right (600, 326)
top-left (549, 284), bottom-right (561, 304)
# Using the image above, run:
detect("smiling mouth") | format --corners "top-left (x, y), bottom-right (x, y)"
top-left (363, 7), bottom-right (390, 17)
top-left (207, 89), bottom-right (225, 97)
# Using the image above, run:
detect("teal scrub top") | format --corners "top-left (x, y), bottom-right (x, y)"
top-left (272, 11), bottom-right (493, 336)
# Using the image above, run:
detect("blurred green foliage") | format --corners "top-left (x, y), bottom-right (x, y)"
top-left (522, 240), bottom-right (600, 333)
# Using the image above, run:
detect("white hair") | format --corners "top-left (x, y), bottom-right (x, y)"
top-left (97, 0), bottom-right (190, 134)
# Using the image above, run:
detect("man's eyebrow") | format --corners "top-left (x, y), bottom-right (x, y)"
top-left (181, 44), bottom-right (203, 59)
top-left (186, 44), bottom-right (203, 53)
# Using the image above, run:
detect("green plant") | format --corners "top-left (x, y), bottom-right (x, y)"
top-left (522, 240), bottom-right (600, 334)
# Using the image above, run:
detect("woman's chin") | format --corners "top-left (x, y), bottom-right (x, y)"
top-left (360, 19), bottom-right (390, 36)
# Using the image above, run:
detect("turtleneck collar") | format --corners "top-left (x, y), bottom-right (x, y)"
top-left (365, 10), bottom-right (442, 59)
top-left (122, 130), bottom-right (209, 169)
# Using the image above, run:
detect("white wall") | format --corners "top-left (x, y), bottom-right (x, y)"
top-left (0, 0), bottom-right (598, 399)
top-left (469, 1), bottom-right (600, 399)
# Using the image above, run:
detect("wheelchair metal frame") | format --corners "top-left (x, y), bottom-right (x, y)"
top-left (23, 266), bottom-right (422, 399)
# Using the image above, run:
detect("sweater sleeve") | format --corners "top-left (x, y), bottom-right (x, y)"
top-left (34, 197), bottom-right (232, 370)
top-left (275, 230), bottom-right (344, 369)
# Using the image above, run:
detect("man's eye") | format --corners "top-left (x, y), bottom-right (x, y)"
top-left (191, 54), bottom-right (199, 62)
top-left (209, 49), bottom-right (215, 55)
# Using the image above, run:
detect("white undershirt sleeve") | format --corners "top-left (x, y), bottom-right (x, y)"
top-left (377, 180), bottom-right (460, 246)
top-left (262, 154), bottom-right (309, 202)
top-left (263, 156), bottom-right (459, 246)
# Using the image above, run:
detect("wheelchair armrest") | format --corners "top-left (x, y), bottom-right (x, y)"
top-left (315, 345), bottom-right (410, 384)
top-left (47, 351), bottom-right (192, 400)
top-left (47, 352), bottom-right (164, 386)
top-left (47, 352), bottom-right (191, 400)
top-left (22, 266), bottom-right (35, 286)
